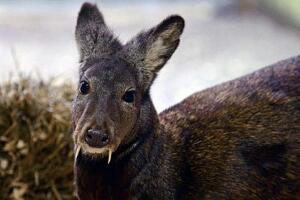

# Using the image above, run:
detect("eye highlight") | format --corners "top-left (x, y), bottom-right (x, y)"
top-left (122, 89), bottom-right (136, 103)
top-left (79, 80), bottom-right (90, 95)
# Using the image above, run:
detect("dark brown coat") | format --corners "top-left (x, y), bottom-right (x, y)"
top-left (72, 3), bottom-right (300, 199)
top-left (161, 56), bottom-right (300, 199)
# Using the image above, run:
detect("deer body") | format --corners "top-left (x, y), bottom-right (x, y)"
top-left (72, 3), bottom-right (300, 199)
top-left (160, 56), bottom-right (300, 199)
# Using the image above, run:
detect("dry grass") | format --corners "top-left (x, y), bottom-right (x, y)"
top-left (0, 76), bottom-right (75, 200)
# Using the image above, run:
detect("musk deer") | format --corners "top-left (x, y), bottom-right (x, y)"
top-left (72, 2), bottom-right (300, 200)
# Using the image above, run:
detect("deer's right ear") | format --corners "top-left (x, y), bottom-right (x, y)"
top-left (121, 15), bottom-right (185, 91)
top-left (75, 2), bottom-right (121, 63)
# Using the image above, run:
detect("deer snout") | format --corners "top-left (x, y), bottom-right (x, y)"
top-left (84, 129), bottom-right (110, 148)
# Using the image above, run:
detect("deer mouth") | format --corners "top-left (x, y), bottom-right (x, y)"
top-left (75, 139), bottom-right (121, 164)
top-left (73, 123), bottom-right (121, 164)
top-left (75, 143), bottom-right (114, 164)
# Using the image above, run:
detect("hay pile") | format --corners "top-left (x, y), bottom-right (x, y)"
top-left (0, 77), bottom-right (75, 200)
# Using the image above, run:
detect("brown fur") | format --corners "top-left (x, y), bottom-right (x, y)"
top-left (72, 2), bottom-right (300, 199)
top-left (160, 56), bottom-right (300, 199)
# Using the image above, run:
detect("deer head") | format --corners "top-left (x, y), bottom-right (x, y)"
top-left (72, 2), bottom-right (184, 163)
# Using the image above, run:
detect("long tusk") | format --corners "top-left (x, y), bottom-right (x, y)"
top-left (108, 149), bottom-right (112, 164)
top-left (75, 146), bottom-right (81, 161)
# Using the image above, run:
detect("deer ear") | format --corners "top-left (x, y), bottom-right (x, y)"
top-left (75, 3), bottom-right (121, 62)
top-left (122, 15), bottom-right (185, 90)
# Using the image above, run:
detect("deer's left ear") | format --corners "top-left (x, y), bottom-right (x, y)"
top-left (121, 15), bottom-right (185, 90)
top-left (76, 3), bottom-right (122, 63)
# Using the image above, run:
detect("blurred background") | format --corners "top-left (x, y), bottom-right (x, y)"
top-left (1, 1), bottom-right (300, 199)
top-left (1, 0), bottom-right (300, 112)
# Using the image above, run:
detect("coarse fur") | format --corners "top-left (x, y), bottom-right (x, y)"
top-left (72, 2), bottom-right (300, 200)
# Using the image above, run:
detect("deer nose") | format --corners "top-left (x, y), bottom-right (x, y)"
top-left (84, 129), bottom-right (110, 148)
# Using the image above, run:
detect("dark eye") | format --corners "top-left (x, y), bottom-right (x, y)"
top-left (79, 81), bottom-right (90, 95)
top-left (122, 89), bottom-right (136, 103)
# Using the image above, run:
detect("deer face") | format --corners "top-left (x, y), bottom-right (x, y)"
top-left (72, 2), bottom-right (184, 163)
top-left (73, 56), bottom-right (140, 162)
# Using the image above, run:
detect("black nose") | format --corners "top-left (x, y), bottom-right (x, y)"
top-left (85, 129), bottom-right (110, 148)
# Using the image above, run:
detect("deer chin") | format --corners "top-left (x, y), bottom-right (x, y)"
top-left (76, 138), bottom-right (121, 164)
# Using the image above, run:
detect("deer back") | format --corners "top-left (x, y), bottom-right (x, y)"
top-left (160, 55), bottom-right (300, 199)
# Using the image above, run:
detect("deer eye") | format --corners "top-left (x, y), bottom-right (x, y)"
top-left (79, 81), bottom-right (90, 95)
top-left (122, 89), bottom-right (136, 103)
